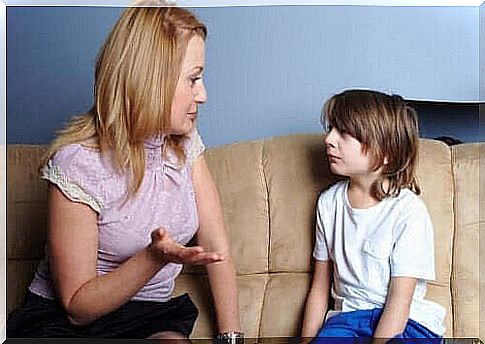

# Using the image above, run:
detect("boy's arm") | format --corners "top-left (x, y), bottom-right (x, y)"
top-left (301, 260), bottom-right (333, 339)
top-left (372, 276), bottom-right (417, 343)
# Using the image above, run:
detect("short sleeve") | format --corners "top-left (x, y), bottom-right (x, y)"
top-left (40, 144), bottom-right (105, 213)
top-left (185, 127), bottom-right (205, 166)
top-left (390, 198), bottom-right (436, 280)
top-left (313, 194), bottom-right (331, 262)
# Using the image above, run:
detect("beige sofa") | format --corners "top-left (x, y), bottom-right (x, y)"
top-left (5, 134), bottom-right (484, 341)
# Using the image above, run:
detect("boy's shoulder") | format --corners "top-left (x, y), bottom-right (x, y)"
top-left (391, 188), bottom-right (430, 215)
top-left (317, 180), bottom-right (347, 205)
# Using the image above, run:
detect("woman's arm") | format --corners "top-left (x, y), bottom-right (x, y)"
top-left (372, 276), bottom-right (417, 342)
top-left (301, 260), bottom-right (333, 339)
top-left (48, 185), bottom-right (221, 327)
top-left (191, 154), bottom-right (242, 333)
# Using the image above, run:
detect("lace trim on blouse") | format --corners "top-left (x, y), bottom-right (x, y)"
top-left (40, 160), bottom-right (103, 213)
top-left (187, 129), bottom-right (205, 165)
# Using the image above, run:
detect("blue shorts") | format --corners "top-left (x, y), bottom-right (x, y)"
top-left (312, 308), bottom-right (442, 344)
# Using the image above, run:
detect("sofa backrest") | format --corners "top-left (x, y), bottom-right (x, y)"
top-left (4, 136), bottom-right (483, 340)
top-left (6, 145), bottom-right (48, 322)
top-left (450, 143), bottom-right (482, 338)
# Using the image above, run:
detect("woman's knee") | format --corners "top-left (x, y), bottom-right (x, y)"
top-left (147, 330), bottom-right (190, 343)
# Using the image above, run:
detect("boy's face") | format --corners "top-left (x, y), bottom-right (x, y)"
top-left (324, 127), bottom-right (376, 178)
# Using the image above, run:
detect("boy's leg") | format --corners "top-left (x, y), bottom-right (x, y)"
top-left (388, 318), bottom-right (442, 344)
top-left (313, 310), bottom-right (377, 344)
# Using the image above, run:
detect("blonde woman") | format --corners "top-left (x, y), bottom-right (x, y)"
top-left (7, 5), bottom-right (241, 340)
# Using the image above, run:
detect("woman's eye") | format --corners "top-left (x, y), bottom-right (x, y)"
top-left (190, 76), bottom-right (202, 85)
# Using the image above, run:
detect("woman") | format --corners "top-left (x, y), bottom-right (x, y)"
top-left (7, 4), bottom-right (242, 340)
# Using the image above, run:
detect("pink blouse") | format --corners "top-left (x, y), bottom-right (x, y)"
top-left (29, 129), bottom-right (205, 302)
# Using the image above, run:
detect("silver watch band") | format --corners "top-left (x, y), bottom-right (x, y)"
top-left (215, 331), bottom-right (244, 344)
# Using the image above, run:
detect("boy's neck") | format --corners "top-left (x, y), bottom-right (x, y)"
top-left (347, 174), bottom-right (387, 209)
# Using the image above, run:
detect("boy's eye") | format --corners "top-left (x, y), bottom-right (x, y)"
top-left (327, 124), bottom-right (344, 135)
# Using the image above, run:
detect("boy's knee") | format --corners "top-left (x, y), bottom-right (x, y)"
top-left (317, 326), bottom-right (358, 339)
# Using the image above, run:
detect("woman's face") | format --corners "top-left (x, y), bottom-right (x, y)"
top-left (169, 35), bottom-right (207, 135)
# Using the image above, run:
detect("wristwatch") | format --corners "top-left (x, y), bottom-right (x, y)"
top-left (215, 331), bottom-right (244, 344)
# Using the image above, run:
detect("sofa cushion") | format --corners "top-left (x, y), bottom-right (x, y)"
top-left (173, 274), bottom-right (268, 339)
top-left (263, 134), bottom-right (340, 273)
top-left (202, 140), bottom-right (269, 275)
top-left (451, 143), bottom-right (482, 338)
top-left (416, 140), bottom-right (454, 337)
top-left (6, 146), bottom-right (49, 316)
top-left (259, 273), bottom-right (311, 338)
top-left (6, 260), bottom-right (41, 316)
top-left (0, 145), bottom-right (5, 327)
top-left (7, 146), bottom-right (48, 260)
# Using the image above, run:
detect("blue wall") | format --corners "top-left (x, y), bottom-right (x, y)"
top-left (481, 2), bottom-right (485, 101)
top-left (7, 5), bottom-right (480, 146)
top-left (7, 7), bottom-right (123, 145)
top-left (481, 4), bottom-right (484, 141)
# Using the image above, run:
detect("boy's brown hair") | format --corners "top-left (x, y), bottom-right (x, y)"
top-left (322, 89), bottom-right (421, 200)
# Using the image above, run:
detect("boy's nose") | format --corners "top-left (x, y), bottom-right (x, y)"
top-left (324, 129), bottom-right (336, 147)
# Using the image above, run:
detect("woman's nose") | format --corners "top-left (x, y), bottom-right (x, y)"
top-left (195, 81), bottom-right (207, 104)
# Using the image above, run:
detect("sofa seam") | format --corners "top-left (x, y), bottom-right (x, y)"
top-left (450, 145), bottom-right (457, 338)
top-left (256, 275), bottom-right (271, 339)
top-left (261, 139), bottom-right (271, 277)
top-left (256, 138), bottom-right (272, 339)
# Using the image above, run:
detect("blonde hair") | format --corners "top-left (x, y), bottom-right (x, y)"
top-left (322, 89), bottom-right (421, 200)
top-left (41, 6), bottom-right (207, 198)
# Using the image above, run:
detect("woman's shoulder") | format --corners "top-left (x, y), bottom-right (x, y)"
top-left (41, 143), bottom-right (118, 213)
top-left (48, 142), bottom-right (114, 174)
top-left (52, 141), bottom-right (99, 160)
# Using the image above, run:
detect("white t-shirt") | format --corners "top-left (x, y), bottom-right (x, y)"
top-left (313, 180), bottom-right (446, 336)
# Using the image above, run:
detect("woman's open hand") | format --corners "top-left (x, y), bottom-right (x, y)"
top-left (149, 227), bottom-right (226, 265)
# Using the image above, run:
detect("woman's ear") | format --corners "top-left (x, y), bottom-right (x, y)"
top-left (383, 156), bottom-right (389, 165)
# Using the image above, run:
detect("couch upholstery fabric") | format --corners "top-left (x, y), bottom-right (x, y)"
top-left (4, 135), bottom-right (483, 340)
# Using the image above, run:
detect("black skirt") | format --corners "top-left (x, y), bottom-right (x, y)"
top-left (7, 291), bottom-right (198, 339)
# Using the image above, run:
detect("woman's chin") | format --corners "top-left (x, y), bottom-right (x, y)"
top-left (167, 122), bottom-right (194, 136)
